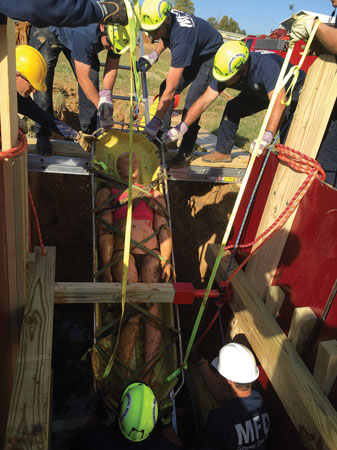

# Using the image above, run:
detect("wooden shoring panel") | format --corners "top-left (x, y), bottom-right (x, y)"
top-left (54, 282), bottom-right (175, 303)
top-left (5, 247), bottom-right (56, 450)
top-left (245, 55), bottom-right (337, 297)
top-left (0, 19), bottom-right (23, 438)
top-left (206, 244), bottom-right (337, 450)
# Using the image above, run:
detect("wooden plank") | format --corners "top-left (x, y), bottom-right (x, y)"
top-left (288, 307), bottom-right (317, 354)
top-left (54, 282), bottom-right (175, 304)
top-left (206, 244), bottom-right (337, 450)
top-left (0, 19), bottom-right (20, 438)
top-left (265, 285), bottom-right (285, 318)
top-left (5, 247), bottom-right (56, 450)
top-left (27, 138), bottom-right (90, 159)
top-left (314, 340), bottom-right (337, 396)
top-left (245, 55), bottom-right (337, 298)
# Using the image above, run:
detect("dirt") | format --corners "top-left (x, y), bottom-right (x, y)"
top-left (27, 78), bottom-right (238, 448)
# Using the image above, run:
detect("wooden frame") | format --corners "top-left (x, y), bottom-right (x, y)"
top-left (206, 244), bottom-right (337, 450)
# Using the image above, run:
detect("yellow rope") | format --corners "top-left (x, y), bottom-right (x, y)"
top-left (102, 0), bottom-right (139, 378)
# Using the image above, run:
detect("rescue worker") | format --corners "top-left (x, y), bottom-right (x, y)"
top-left (194, 343), bottom-right (270, 450)
top-left (69, 383), bottom-right (182, 449)
top-left (29, 22), bottom-right (121, 153)
top-left (290, 4), bottom-right (337, 187)
top-left (16, 45), bottom-right (95, 152)
top-left (138, 0), bottom-right (223, 168)
top-left (165, 40), bottom-right (306, 164)
top-left (0, 0), bottom-right (128, 28)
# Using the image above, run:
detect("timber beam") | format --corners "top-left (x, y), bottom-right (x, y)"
top-left (206, 244), bottom-right (337, 450)
top-left (54, 282), bottom-right (216, 304)
top-left (55, 282), bottom-right (175, 304)
top-left (5, 247), bottom-right (56, 449)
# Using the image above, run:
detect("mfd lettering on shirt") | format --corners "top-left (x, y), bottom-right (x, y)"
top-left (171, 9), bottom-right (195, 28)
top-left (235, 412), bottom-right (270, 449)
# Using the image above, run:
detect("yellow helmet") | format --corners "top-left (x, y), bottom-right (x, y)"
top-left (16, 45), bottom-right (47, 92)
top-left (118, 383), bottom-right (158, 442)
top-left (213, 41), bottom-right (249, 82)
top-left (140, 0), bottom-right (172, 32)
top-left (106, 24), bottom-right (131, 54)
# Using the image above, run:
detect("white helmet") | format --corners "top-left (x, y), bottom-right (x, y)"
top-left (213, 343), bottom-right (259, 383)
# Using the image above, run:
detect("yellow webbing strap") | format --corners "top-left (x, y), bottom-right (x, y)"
top-left (102, 4), bottom-right (138, 379)
top-left (280, 20), bottom-right (321, 106)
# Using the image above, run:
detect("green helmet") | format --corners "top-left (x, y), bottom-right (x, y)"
top-left (118, 383), bottom-right (158, 442)
top-left (213, 41), bottom-right (249, 82)
top-left (140, 0), bottom-right (172, 32)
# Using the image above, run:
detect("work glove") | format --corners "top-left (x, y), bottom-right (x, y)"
top-left (97, 0), bottom-right (128, 25)
top-left (164, 121), bottom-right (189, 145)
top-left (74, 131), bottom-right (97, 152)
top-left (144, 116), bottom-right (162, 138)
top-left (289, 14), bottom-right (318, 45)
top-left (136, 51), bottom-right (158, 72)
top-left (249, 130), bottom-right (274, 156)
top-left (98, 89), bottom-right (114, 130)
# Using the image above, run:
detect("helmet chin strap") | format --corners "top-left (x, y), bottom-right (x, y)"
top-left (329, 7), bottom-right (336, 24)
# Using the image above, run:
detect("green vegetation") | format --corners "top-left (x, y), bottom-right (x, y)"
top-left (173, 0), bottom-right (195, 15)
top-left (207, 16), bottom-right (246, 35)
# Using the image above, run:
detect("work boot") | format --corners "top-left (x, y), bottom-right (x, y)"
top-left (202, 151), bottom-right (232, 163)
top-left (98, 0), bottom-right (128, 25)
top-left (36, 135), bottom-right (52, 155)
top-left (168, 151), bottom-right (193, 168)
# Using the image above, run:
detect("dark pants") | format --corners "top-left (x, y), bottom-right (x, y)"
top-left (316, 102), bottom-right (337, 188)
top-left (215, 90), bottom-right (298, 155)
top-left (159, 54), bottom-right (216, 155)
top-left (29, 26), bottom-right (99, 135)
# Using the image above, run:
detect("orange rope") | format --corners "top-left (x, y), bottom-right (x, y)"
top-left (28, 185), bottom-right (46, 256)
top-left (0, 129), bottom-right (27, 160)
top-left (197, 146), bottom-right (325, 345)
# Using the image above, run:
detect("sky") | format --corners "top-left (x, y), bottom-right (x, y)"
top-left (192, 0), bottom-right (335, 35)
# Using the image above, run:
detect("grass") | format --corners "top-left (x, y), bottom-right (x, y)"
top-left (39, 42), bottom-right (267, 151)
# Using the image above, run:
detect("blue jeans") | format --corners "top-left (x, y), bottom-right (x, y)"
top-left (29, 26), bottom-right (99, 135)
top-left (317, 103), bottom-right (337, 188)
top-left (159, 54), bottom-right (216, 155)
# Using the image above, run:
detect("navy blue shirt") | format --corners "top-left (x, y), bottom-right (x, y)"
top-left (198, 391), bottom-right (270, 450)
top-left (163, 10), bottom-right (223, 68)
top-left (0, 0), bottom-right (102, 28)
top-left (18, 94), bottom-right (77, 140)
top-left (49, 24), bottom-right (119, 69)
top-left (210, 51), bottom-right (305, 103)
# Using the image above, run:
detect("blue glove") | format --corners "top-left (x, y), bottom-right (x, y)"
top-left (137, 50), bottom-right (158, 72)
top-left (98, 89), bottom-right (114, 130)
top-left (164, 121), bottom-right (189, 145)
top-left (144, 116), bottom-right (162, 137)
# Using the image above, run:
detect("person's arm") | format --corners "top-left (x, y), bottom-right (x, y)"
top-left (74, 60), bottom-right (100, 108)
top-left (265, 87), bottom-right (287, 135)
top-left (152, 191), bottom-right (172, 283)
top-left (96, 187), bottom-right (114, 282)
top-left (0, 0), bottom-right (101, 27)
top-left (102, 53), bottom-right (120, 90)
top-left (315, 20), bottom-right (337, 54)
top-left (164, 85), bottom-right (221, 144)
top-left (18, 94), bottom-right (77, 139)
top-left (196, 360), bottom-right (230, 404)
top-left (154, 66), bottom-right (184, 121)
top-left (154, 39), bottom-right (167, 57)
top-left (183, 85), bottom-right (220, 127)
